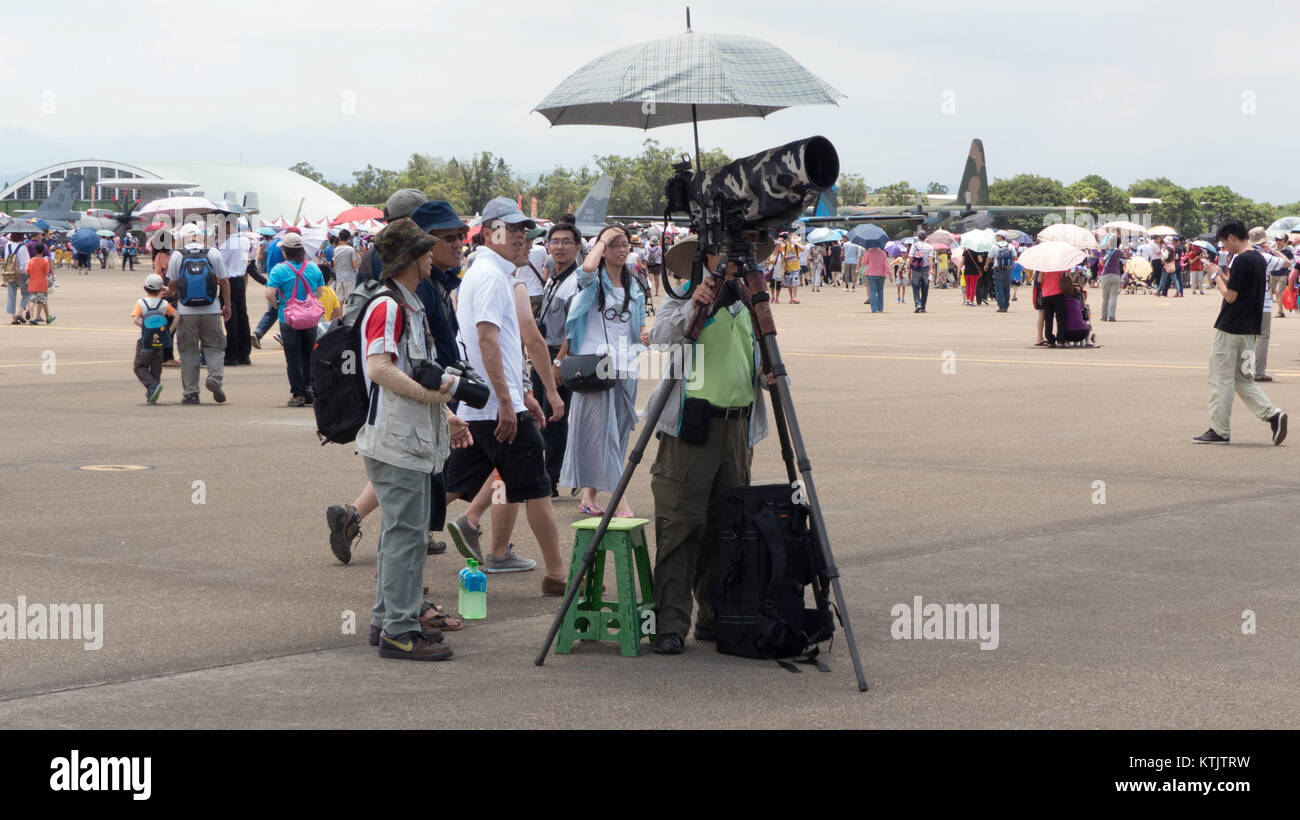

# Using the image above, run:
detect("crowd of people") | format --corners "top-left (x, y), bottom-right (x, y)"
top-left (4, 196), bottom-right (1294, 661)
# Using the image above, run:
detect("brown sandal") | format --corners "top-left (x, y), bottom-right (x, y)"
top-left (420, 601), bottom-right (464, 631)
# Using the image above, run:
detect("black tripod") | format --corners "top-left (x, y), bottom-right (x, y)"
top-left (534, 211), bottom-right (869, 692)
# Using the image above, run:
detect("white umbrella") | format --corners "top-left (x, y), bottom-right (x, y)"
top-left (1148, 225), bottom-right (1178, 237)
top-left (1017, 241), bottom-right (1085, 272)
top-left (959, 228), bottom-right (997, 253)
top-left (1101, 220), bottom-right (1148, 234)
top-left (1037, 223), bottom-right (1099, 250)
top-left (807, 227), bottom-right (837, 244)
top-left (138, 196), bottom-right (222, 217)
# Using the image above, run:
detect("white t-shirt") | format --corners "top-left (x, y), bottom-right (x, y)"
top-left (514, 246), bottom-right (549, 297)
top-left (842, 242), bottom-right (863, 265)
top-left (797, 245), bottom-right (810, 266)
top-left (217, 235), bottom-right (253, 279)
top-left (333, 244), bottom-right (358, 281)
top-left (165, 243), bottom-right (229, 316)
top-left (455, 246), bottom-right (527, 422)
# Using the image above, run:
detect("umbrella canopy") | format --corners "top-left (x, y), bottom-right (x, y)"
top-left (331, 206), bottom-right (384, 226)
top-left (807, 227), bottom-right (839, 244)
top-left (257, 226), bottom-right (277, 237)
top-left (4, 222), bottom-right (46, 235)
top-left (1037, 223), bottom-right (1099, 250)
top-left (1148, 225), bottom-right (1178, 237)
top-left (1192, 239), bottom-right (1218, 255)
top-left (959, 228), bottom-right (997, 253)
top-left (1017, 241), bottom-right (1085, 272)
top-left (1101, 220), bottom-right (1148, 234)
top-left (69, 227), bottom-right (101, 254)
top-left (925, 229), bottom-right (955, 248)
top-left (998, 229), bottom-right (1034, 244)
top-left (138, 196), bottom-right (222, 217)
top-left (950, 212), bottom-right (993, 233)
top-left (211, 199), bottom-right (246, 215)
top-left (1266, 216), bottom-right (1300, 234)
top-left (884, 240), bottom-right (907, 257)
top-left (95, 229), bottom-right (115, 237)
top-left (846, 224), bottom-right (888, 250)
top-left (533, 31), bottom-right (843, 129)
top-left (1125, 257), bottom-right (1152, 277)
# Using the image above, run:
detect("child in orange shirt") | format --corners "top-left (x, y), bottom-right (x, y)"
top-left (132, 273), bottom-right (179, 403)
top-left (25, 243), bottom-right (54, 324)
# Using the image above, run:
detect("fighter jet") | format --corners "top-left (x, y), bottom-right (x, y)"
top-left (8, 173), bottom-right (149, 235)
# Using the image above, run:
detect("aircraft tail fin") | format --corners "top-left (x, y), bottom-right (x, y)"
top-left (956, 139), bottom-right (989, 208)
top-left (31, 173), bottom-right (83, 220)
top-left (574, 174), bottom-right (613, 237)
top-left (813, 185), bottom-right (839, 217)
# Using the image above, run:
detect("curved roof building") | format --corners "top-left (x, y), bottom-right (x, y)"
top-left (0, 160), bottom-right (351, 222)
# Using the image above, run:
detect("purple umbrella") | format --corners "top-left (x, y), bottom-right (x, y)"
top-left (885, 241), bottom-right (906, 257)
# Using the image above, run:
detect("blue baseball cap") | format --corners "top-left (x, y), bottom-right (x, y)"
top-left (480, 196), bottom-right (535, 228)
top-left (411, 200), bottom-right (467, 233)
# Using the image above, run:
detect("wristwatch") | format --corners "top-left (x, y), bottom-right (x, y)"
top-left (552, 358), bottom-right (562, 368)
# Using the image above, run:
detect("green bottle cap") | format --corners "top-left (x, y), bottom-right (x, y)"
top-left (467, 558), bottom-right (477, 569)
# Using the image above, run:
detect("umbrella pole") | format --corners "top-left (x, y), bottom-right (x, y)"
top-left (692, 105), bottom-right (702, 172)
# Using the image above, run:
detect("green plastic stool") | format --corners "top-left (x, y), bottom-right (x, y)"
top-left (555, 517), bottom-right (654, 657)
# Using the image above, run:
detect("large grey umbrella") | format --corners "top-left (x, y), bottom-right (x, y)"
top-left (533, 21), bottom-right (843, 164)
top-left (3, 221), bottom-right (47, 235)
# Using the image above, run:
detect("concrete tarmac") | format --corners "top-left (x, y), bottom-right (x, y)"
top-left (1, 269), bottom-right (1296, 728)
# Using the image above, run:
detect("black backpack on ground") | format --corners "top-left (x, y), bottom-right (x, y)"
top-left (310, 281), bottom-right (403, 445)
top-left (712, 484), bottom-right (835, 669)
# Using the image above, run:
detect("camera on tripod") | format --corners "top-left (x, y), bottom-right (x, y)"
top-left (662, 136), bottom-right (840, 296)
top-left (411, 359), bottom-right (491, 409)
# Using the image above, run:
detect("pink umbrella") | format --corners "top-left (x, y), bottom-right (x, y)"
top-left (1017, 241), bottom-right (1085, 272)
top-left (332, 206), bottom-right (384, 226)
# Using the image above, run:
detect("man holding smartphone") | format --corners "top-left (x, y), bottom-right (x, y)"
top-left (1195, 220), bottom-right (1287, 445)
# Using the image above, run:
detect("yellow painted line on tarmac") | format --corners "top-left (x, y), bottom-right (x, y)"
top-left (785, 350), bottom-right (1300, 376)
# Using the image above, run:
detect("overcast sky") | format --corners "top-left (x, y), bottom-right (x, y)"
top-left (2, 0), bottom-right (1296, 205)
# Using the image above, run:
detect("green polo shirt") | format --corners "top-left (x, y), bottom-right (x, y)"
top-left (685, 304), bottom-right (755, 408)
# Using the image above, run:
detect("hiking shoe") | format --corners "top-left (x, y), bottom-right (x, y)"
top-left (205, 376), bottom-right (226, 403)
top-left (327, 503), bottom-right (361, 564)
top-left (1270, 411), bottom-right (1287, 446)
top-left (377, 630), bottom-right (453, 661)
top-left (1193, 429), bottom-right (1230, 444)
top-left (287, 395), bottom-right (305, 407)
top-left (303, 391), bottom-right (314, 406)
top-left (148, 383), bottom-right (164, 404)
top-left (652, 634), bottom-right (684, 654)
top-left (181, 394), bottom-right (200, 405)
top-left (447, 513), bottom-right (483, 563)
top-left (250, 334), bottom-right (262, 349)
top-left (482, 545), bottom-right (536, 573)
top-left (427, 533), bottom-right (447, 555)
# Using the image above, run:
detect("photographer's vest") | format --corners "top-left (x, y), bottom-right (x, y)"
top-left (686, 303), bottom-right (755, 409)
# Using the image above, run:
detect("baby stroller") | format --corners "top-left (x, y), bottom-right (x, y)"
top-left (1059, 294), bottom-right (1098, 347)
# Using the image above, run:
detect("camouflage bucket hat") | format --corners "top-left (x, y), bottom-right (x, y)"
top-left (376, 217), bottom-right (437, 275)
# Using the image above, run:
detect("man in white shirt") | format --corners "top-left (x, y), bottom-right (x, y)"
top-left (444, 197), bottom-right (565, 594)
top-left (164, 225), bottom-right (230, 403)
top-left (217, 224), bottom-right (254, 366)
top-left (332, 228), bottom-right (358, 301)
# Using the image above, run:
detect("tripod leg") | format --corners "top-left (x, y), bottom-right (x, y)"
top-left (759, 335), bottom-right (870, 692)
top-left (535, 373), bottom-right (682, 665)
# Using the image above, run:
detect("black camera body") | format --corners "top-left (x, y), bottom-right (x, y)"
top-left (411, 359), bottom-right (491, 409)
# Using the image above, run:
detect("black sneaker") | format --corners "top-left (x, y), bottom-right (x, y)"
top-left (303, 391), bottom-right (315, 406)
top-left (327, 504), bottom-right (361, 564)
top-left (427, 533), bottom-right (447, 555)
top-left (370, 624), bottom-right (443, 646)
top-left (1192, 428), bottom-right (1230, 444)
top-left (378, 630), bottom-right (452, 661)
top-left (652, 633), bottom-right (684, 654)
top-left (205, 376), bottom-right (226, 403)
top-left (693, 626), bottom-right (716, 642)
top-left (181, 394), bottom-right (200, 405)
top-left (1269, 411), bottom-right (1287, 445)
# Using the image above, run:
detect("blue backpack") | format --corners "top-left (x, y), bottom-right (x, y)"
top-left (995, 245), bottom-right (1016, 271)
top-left (178, 248), bottom-right (217, 306)
top-left (139, 297), bottom-right (172, 349)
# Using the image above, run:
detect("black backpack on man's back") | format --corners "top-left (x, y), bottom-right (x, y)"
top-left (310, 281), bottom-right (404, 445)
top-left (712, 484), bottom-right (835, 667)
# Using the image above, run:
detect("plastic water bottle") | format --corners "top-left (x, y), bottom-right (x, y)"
top-left (458, 558), bottom-right (487, 620)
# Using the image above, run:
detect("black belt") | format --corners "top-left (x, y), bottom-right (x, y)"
top-left (709, 404), bottom-right (752, 420)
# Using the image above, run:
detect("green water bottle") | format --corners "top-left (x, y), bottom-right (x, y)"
top-left (458, 558), bottom-right (487, 620)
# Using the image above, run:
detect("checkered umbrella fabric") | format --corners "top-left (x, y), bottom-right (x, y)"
top-left (534, 32), bottom-right (843, 129)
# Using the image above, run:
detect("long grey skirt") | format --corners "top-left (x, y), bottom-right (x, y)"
top-left (559, 375), bottom-right (638, 493)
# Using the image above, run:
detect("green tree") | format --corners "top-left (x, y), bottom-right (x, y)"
top-left (988, 174), bottom-right (1068, 206)
top-left (837, 172), bottom-right (868, 207)
top-left (874, 180), bottom-right (918, 206)
top-left (289, 161), bottom-right (327, 185)
top-left (527, 165), bottom-right (601, 221)
top-left (927, 181), bottom-right (948, 195)
top-left (1065, 174), bottom-right (1127, 214)
top-left (595, 139), bottom-right (730, 216)
top-left (452, 152), bottom-right (517, 215)
top-left (1149, 186), bottom-right (1203, 236)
